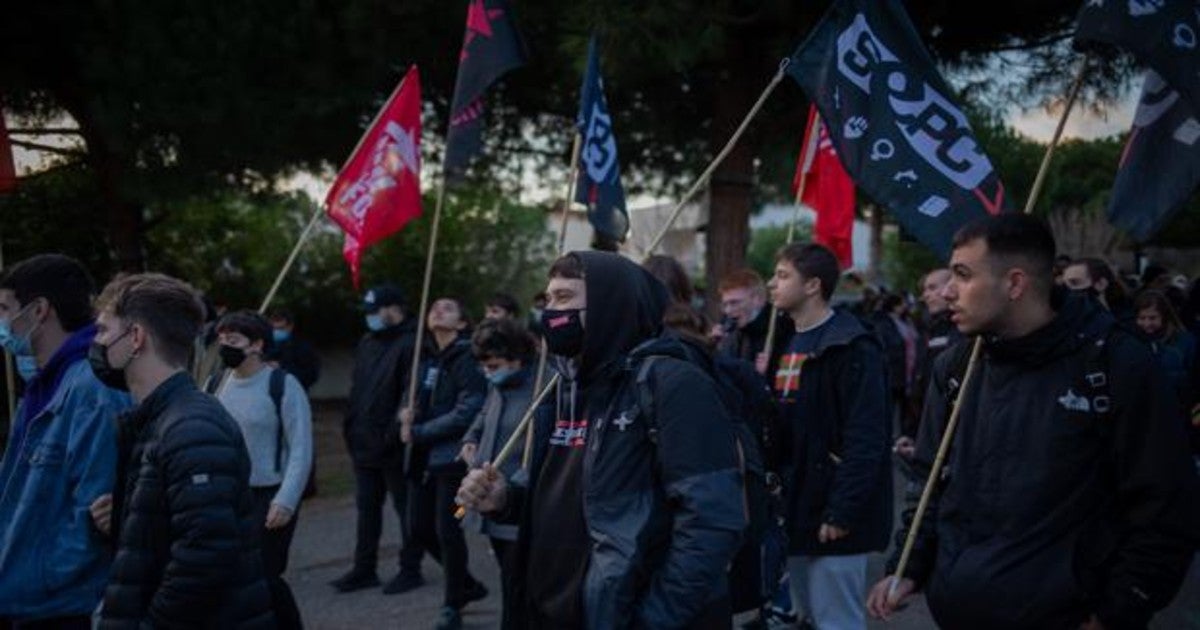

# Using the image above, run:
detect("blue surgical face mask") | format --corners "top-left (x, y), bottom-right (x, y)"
top-left (272, 328), bottom-right (291, 343)
top-left (486, 366), bottom-right (518, 386)
top-left (365, 313), bottom-right (386, 332)
top-left (15, 355), bottom-right (37, 382)
top-left (0, 303), bottom-right (38, 357)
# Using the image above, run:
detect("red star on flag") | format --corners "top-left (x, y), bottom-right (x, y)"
top-left (460, 0), bottom-right (504, 61)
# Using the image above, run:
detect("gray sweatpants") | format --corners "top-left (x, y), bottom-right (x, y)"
top-left (787, 554), bottom-right (869, 630)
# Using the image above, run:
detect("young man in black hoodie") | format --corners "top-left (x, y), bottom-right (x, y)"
top-left (332, 284), bottom-right (425, 594)
top-left (767, 243), bottom-right (892, 630)
top-left (867, 215), bottom-right (1199, 628)
top-left (456, 251), bottom-right (745, 630)
top-left (399, 297), bottom-right (488, 630)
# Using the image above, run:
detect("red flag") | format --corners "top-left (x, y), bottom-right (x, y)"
top-left (793, 105), bottom-right (854, 270)
top-left (0, 114), bottom-right (16, 193)
top-left (326, 65), bottom-right (423, 286)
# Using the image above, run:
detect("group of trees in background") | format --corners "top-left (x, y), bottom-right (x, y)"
top-left (3, 0), bottom-right (1195, 342)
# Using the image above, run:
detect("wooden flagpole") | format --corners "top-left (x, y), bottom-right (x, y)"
top-left (645, 57), bottom-right (791, 254)
top-left (403, 181), bottom-right (448, 472)
top-left (887, 54), bottom-right (1092, 601)
top-left (760, 112), bottom-right (822, 370)
top-left (523, 131), bottom-right (582, 469)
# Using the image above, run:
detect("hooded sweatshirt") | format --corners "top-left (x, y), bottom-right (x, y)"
top-left (525, 251), bottom-right (669, 627)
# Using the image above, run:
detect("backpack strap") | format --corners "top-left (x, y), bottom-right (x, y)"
top-left (202, 368), bottom-right (225, 395)
top-left (269, 369), bottom-right (287, 474)
top-left (635, 356), bottom-right (663, 444)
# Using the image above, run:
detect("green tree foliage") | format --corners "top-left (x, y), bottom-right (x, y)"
top-left (2, 0), bottom-right (1111, 278)
top-left (745, 223), bottom-right (811, 281)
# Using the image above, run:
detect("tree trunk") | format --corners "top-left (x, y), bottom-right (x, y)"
top-left (704, 42), bottom-right (758, 318)
top-left (868, 204), bottom-right (883, 284)
top-left (70, 100), bottom-right (146, 273)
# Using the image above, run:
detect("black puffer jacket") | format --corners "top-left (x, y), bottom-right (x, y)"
top-left (101, 373), bottom-right (272, 629)
top-left (344, 318), bottom-right (418, 467)
top-left (887, 292), bottom-right (1200, 629)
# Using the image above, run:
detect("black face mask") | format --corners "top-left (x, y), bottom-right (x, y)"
top-left (87, 331), bottom-right (131, 392)
top-left (541, 308), bottom-right (585, 358)
top-left (218, 345), bottom-right (248, 369)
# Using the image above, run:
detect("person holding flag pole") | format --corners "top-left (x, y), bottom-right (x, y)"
top-left (859, 1), bottom-right (1200, 625)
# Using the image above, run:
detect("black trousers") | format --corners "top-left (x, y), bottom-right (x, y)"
top-left (353, 463), bottom-right (424, 574)
top-left (250, 486), bottom-right (303, 630)
top-left (407, 464), bottom-right (476, 608)
top-left (490, 537), bottom-right (524, 630)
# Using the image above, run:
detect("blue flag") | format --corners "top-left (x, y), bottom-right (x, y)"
top-left (443, 0), bottom-right (527, 180)
top-left (575, 37), bottom-right (629, 243)
top-left (787, 0), bottom-right (1010, 260)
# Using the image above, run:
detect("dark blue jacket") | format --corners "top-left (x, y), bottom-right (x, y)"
top-left (779, 310), bottom-right (892, 556)
top-left (498, 251), bottom-right (745, 630)
top-left (410, 333), bottom-right (487, 471)
top-left (888, 293), bottom-right (1199, 629)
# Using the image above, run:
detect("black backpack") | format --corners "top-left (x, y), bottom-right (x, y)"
top-left (631, 345), bottom-right (788, 614)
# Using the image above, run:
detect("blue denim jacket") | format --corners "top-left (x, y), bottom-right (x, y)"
top-left (0, 359), bottom-right (129, 619)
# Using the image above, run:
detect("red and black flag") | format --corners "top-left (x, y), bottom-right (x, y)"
top-left (1075, 2), bottom-right (1200, 242)
top-left (787, 0), bottom-right (1009, 259)
top-left (443, 0), bottom-right (527, 180)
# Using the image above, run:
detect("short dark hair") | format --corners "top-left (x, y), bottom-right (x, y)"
top-left (642, 255), bottom-right (693, 304)
top-left (472, 318), bottom-right (536, 362)
top-left (775, 243), bottom-right (840, 301)
top-left (548, 254), bottom-right (585, 280)
top-left (486, 292), bottom-right (520, 316)
top-left (95, 273), bottom-right (205, 368)
top-left (428, 295), bottom-right (472, 330)
top-left (216, 310), bottom-right (273, 350)
top-left (952, 214), bottom-right (1056, 296)
top-left (0, 254), bottom-right (95, 332)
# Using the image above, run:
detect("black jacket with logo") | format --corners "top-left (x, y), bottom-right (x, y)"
top-left (343, 318), bottom-right (418, 468)
top-left (496, 251), bottom-right (746, 630)
top-left (101, 373), bottom-right (272, 629)
top-left (409, 332), bottom-right (487, 471)
top-left (888, 292), bottom-right (1199, 629)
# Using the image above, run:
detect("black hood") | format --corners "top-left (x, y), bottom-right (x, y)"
top-left (573, 251), bottom-right (669, 382)
top-left (985, 288), bottom-right (1114, 367)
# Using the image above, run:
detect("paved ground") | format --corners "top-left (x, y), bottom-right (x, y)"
top-left (287, 410), bottom-right (1200, 629)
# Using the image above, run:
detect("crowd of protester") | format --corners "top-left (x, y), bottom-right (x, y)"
top-left (1, 213), bottom-right (1198, 629)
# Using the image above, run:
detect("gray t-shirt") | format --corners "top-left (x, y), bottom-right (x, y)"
top-left (218, 367), bottom-right (313, 511)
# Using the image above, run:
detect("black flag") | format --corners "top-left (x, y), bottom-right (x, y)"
top-left (788, 0), bottom-right (1010, 259)
top-left (1106, 71), bottom-right (1200, 241)
top-left (1076, 0), bottom-right (1200, 115)
top-left (1076, 1), bottom-right (1200, 242)
top-left (443, 0), bottom-right (527, 179)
